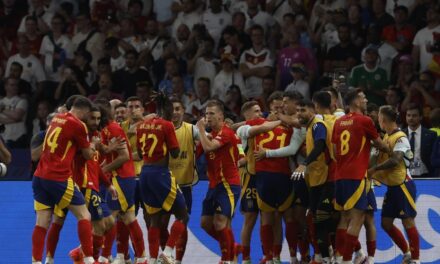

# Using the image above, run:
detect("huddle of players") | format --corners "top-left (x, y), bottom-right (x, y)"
top-left (234, 88), bottom-right (420, 264)
top-left (30, 86), bottom-right (420, 264)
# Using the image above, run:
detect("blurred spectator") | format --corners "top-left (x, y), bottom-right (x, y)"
top-left (187, 36), bottom-right (217, 92)
top-left (11, 16), bottom-right (42, 56)
top-left (0, 77), bottom-right (28, 148)
top-left (126, 0), bottom-right (149, 34)
top-left (114, 103), bottom-right (128, 123)
top-left (219, 26), bottom-right (249, 59)
top-left (0, 0), bottom-right (27, 40)
top-left (244, 0), bottom-right (277, 33)
top-left (72, 12), bottom-right (105, 71)
top-left (31, 100), bottom-right (51, 136)
top-left (54, 66), bottom-right (87, 104)
top-left (367, 102), bottom-right (381, 131)
top-left (5, 35), bottom-right (46, 94)
top-left (39, 14), bottom-right (74, 88)
top-left (224, 84), bottom-right (243, 118)
top-left (285, 63), bottom-right (310, 99)
top-left (266, 90), bottom-right (284, 115)
top-left (73, 49), bottom-right (94, 87)
top-left (57, 1), bottom-right (76, 35)
top-left (134, 81), bottom-right (155, 113)
top-left (140, 19), bottom-right (166, 62)
top-left (267, 0), bottom-right (300, 26)
top-left (385, 0), bottom-right (417, 17)
top-left (158, 56), bottom-right (192, 95)
top-left (412, 5), bottom-right (440, 72)
top-left (371, 0), bottom-right (395, 32)
top-left (17, 0), bottom-right (54, 35)
top-left (202, 0), bottom-right (231, 44)
top-left (171, 0), bottom-right (201, 40)
top-left (276, 26), bottom-right (317, 90)
top-left (385, 86), bottom-right (405, 125)
top-left (402, 71), bottom-right (440, 125)
top-left (347, 4), bottom-right (367, 48)
top-left (119, 17), bottom-right (144, 52)
top-left (153, 0), bottom-right (176, 26)
top-left (88, 72), bottom-right (122, 101)
top-left (90, 0), bottom-right (117, 23)
top-left (104, 37), bottom-right (125, 72)
top-left (382, 6), bottom-right (415, 54)
top-left (231, 12), bottom-right (252, 49)
top-left (1, 61), bottom-right (32, 98)
top-left (393, 54), bottom-right (417, 88)
top-left (112, 49), bottom-right (152, 98)
top-left (239, 25), bottom-right (273, 99)
top-left (362, 25), bottom-right (399, 79)
top-left (187, 77), bottom-right (212, 117)
top-left (404, 103), bottom-right (437, 177)
top-left (212, 49), bottom-right (245, 102)
top-left (171, 75), bottom-right (193, 110)
top-left (258, 74), bottom-right (276, 111)
top-left (324, 23), bottom-right (361, 75)
top-left (349, 44), bottom-right (389, 105)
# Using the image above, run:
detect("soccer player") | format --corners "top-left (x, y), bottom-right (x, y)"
top-left (96, 100), bottom-right (147, 264)
top-left (32, 96), bottom-right (97, 264)
top-left (370, 105), bottom-right (420, 264)
top-left (197, 100), bottom-right (241, 264)
top-left (69, 105), bottom-right (119, 262)
top-left (136, 93), bottom-right (189, 264)
top-left (167, 98), bottom-right (200, 264)
top-left (332, 89), bottom-right (389, 264)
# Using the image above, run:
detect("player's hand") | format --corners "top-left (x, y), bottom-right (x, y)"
top-left (196, 118), bottom-right (206, 131)
top-left (107, 137), bottom-right (125, 152)
top-left (253, 148), bottom-right (266, 161)
top-left (291, 164), bottom-right (306, 180)
top-left (143, 113), bottom-right (157, 120)
top-left (238, 158), bottom-right (247, 168)
top-left (108, 185), bottom-right (118, 200)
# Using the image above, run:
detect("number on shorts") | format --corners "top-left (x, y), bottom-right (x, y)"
top-left (340, 130), bottom-right (351, 155)
top-left (91, 194), bottom-right (100, 207)
top-left (246, 188), bottom-right (257, 199)
top-left (43, 126), bottom-right (62, 153)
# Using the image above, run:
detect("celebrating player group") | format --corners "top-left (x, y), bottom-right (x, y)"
top-left (31, 88), bottom-right (420, 264)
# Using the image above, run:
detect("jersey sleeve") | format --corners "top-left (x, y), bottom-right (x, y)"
top-left (108, 123), bottom-right (126, 140)
top-left (237, 125), bottom-right (252, 141)
top-left (394, 136), bottom-right (411, 153)
top-left (312, 122), bottom-right (327, 142)
top-left (72, 120), bottom-right (90, 149)
top-left (214, 129), bottom-right (232, 147)
top-left (164, 122), bottom-right (179, 150)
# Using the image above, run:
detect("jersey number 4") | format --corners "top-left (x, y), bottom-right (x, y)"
top-left (43, 127), bottom-right (62, 153)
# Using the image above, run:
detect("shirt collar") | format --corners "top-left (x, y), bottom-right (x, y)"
top-left (409, 125), bottom-right (421, 135)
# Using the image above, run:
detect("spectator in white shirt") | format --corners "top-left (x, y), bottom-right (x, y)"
top-left (0, 77), bottom-right (28, 148)
top-left (171, 0), bottom-right (201, 40)
top-left (244, 0), bottom-right (277, 33)
top-left (140, 19), bottom-right (166, 62)
top-left (17, 0), bottom-right (54, 35)
top-left (285, 63), bottom-right (310, 99)
top-left (186, 77), bottom-right (212, 117)
top-left (103, 37), bottom-right (125, 72)
top-left (202, 0), bottom-right (232, 44)
top-left (5, 35), bottom-right (46, 94)
top-left (187, 36), bottom-right (218, 91)
top-left (212, 48), bottom-right (245, 102)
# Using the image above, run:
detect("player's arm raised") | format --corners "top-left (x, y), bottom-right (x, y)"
top-left (196, 118), bottom-right (223, 152)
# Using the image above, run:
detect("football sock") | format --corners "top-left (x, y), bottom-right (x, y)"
top-left (78, 219), bottom-right (93, 257)
top-left (148, 226), bottom-right (160, 259)
top-left (285, 221), bottom-right (298, 257)
top-left (315, 219), bottom-right (331, 258)
top-left (32, 225), bottom-right (47, 262)
top-left (206, 225), bottom-right (220, 241)
top-left (354, 239), bottom-right (361, 252)
top-left (273, 244), bottom-right (282, 259)
top-left (385, 225), bottom-right (409, 253)
top-left (343, 233), bottom-right (358, 261)
top-left (242, 245), bottom-right (251, 260)
top-left (93, 235), bottom-right (104, 260)
top-left (102, 225), bottom-right (116, 258)
top-left (367, 240), bottom-right (376, 257)
top-left (127, 220), bottom-right (145, 258)
top-left (116, 220), bottom-right (130, 257)
top-left (175, 227), bottom-right (188, 261)
top-left (166, 220), bottom-right (186, 250)
top-left (261, 224), bottom-right (274, 261)
top-left (335, 228), bottom-right (347, 256)
top-left (405, 227), bottom-right (420, 260)
top-left (160, 224), bottom-right (170, 250)
top-left (218, 227), bottom-right (233, 261)
top-left (46, 222), bottom-right (63, 258)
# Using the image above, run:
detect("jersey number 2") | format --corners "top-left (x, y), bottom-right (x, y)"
top-left (259, 131), bottom-right (287, 149)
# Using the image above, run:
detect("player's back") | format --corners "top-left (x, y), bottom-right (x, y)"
top-left (137, 117), bottom-right (179, 164)
top-left (35, 112), bottom-right (90, 181)
top-left (332, 112), bottom-right (378, 180)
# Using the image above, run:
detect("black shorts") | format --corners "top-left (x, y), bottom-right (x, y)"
top-left (309, 182), bottom-right (335, 213)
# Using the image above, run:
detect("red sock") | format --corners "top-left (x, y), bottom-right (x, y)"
top-left (160, 224), bottom-right (170, 250)
top-left (273, 244), bottom-right (282, 258)
top-left (78, 219), bottom-right (93, 257)
top-left (218, 227), bottom-right (233, 261)
top-left (405, 227), bottom-right (420, 260)
top-left (261, 224), bottom-right (274, 260)
top-left (242, 245), bottom-right (251, 260)
top-left (148, 226), bottom-right (160, 258)
top-left (93, 235), bottom-right (104, 260)
top-left (166, 220), bottom-right (186, 249)
top-left (285, 221), bottom-right (298, 257)
top-left (227, 228), bottom-right (235, 260)
top-left (385, 225), bottom-right (409, 253)
top-left (102, 225), bottom-right (116, 258)
top-left (343, 234), bottom-right (358, 261)
top-left (206, 225), bottom-right (220, 241)
top-left (46, 222), bottom-right (63, 258)
top-left (298, 236), bottom-right (309, 259)
top-left (307, 213), bottom-right (320, 255)
top-left (116, 220), bottom-right (130, 257)
top-left (175, 228), bottom-right (188, 261)
top-left (335, 228), bottom-right (346, 256)
top-left (354, 239), bottom-right (361, 252)
top-left (367, 240), bottom-right (376, 257)
top-left (128, 220), bottom-right (145, 258)
top-left (32, 225), bottom-right (47, 261)
top-left (260, 228), bottom-right (266, 256)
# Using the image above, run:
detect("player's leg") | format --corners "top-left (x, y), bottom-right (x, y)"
top-left (401, 180), bottom-right (419, 263)
top-left (32, 209), bottom-right (52, 264)
top-left (160, 213), bottom-right (171, 250)
top-left (291, 178), bottom-right (309, 263)
top-left (239, 173), bottom-right (258, 263)
top-left (148, 212), bottom-right (163, 263)
top-left (241, 211), bottom-right (258, 263)
top-left (45, 214), bottom-right (66, 264)
top-left (402, 217), bottom-right (419, 263)
top-left (273, 211), bottom-right (283, 262)
top-left (363, 211), bottom-right (376, 264)
top-left (175, 185), bottom-right (193, 264)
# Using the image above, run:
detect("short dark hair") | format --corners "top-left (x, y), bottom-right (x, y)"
top-left (268, 91), bottom-right (283, 104)
top-left (125, 49), bottom-right (139, 58)
top-left (126, 96), bottom-right (142, 104)
top-left (367, 103), bottom-right (379, 114)
top-left (128, 0), bottom-right (143, 8)
top-left (322, 87), bottom-right (338, 99)
top-left (197, 77), bottom-right (211, 87)
top-left (297, 99), bottom-right (315, 108)
top-left (170, 97), bottom-right (184, 109)
top-left (312, 91), bottom-right (332, 109)
top-left (206, 100), bottom-right (224, 113)
top-left (379, 105), bottom-right (398, 122)
top-left (65, 95), bottom-right (82, 110)
top-left (90, 104), bottom-right (100, 112)
top-left (11, 61), bottom-right (23, 71)
top-left (430, 108), bottom-right (440, 128)
top-left (344, 88), bottom-right (362, 106)
top-left (406, 103), bottom-right (423, 116)
top-left (72, 95), bottom-right (93, 110)
top-left (241, 100), bottom-right (259, 115)
top-left (115, 103), bottom-right (127, 110)
top-left (283, 90), bottom-right (303, 102)
top-left (250, 24), bottom-right (264, 34)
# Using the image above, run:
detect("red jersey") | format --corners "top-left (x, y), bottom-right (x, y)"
top-left (332, 112), bottom-right (379, 180)
top-left (101, 121), bottom-right (135, 178)
top-left (253, 123), bottom-right (293, 175)
top-left (206, 125), bottom-right (240, 188)
top-left (73, 132), bottom-right (111, 191)
top-left (34, 113), bottom-right (90, 181)
top-left (136, 117), bottom-right (179, 163)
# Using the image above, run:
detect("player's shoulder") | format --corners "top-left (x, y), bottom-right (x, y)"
top-left (246, 117), bottom-right (266, 126)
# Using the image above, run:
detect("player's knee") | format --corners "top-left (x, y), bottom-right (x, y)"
top-left (381, 220), bottom-right (392, 231)
top-left (78, 210), bottom-right (91, 221)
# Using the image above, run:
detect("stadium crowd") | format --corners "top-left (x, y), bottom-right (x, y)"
top-left (1, 0), bottom-right (440, 264)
